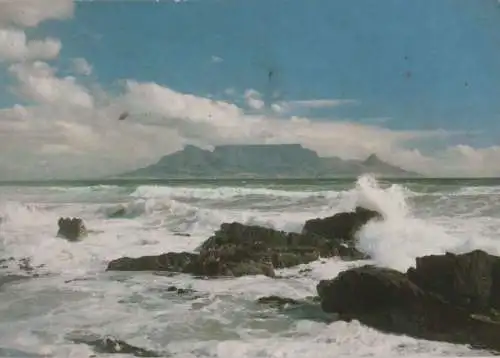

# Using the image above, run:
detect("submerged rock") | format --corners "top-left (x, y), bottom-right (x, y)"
top-left (256, 295), bottom-right (321, 307)
top-left (317, 250), bottom-right (500, 353)
top-left (107, 207), bottom-right (381, 278)
top-left (0, 257), bottom-right (44, 278)
top-left (69, 334), bottom-right (161, 357)
top-left (256, 295), bottom-right (302, 307)
top-left (166, 285), bottom-right (197, 295)
top-left (108, 206), bottom-right (127, 218)
top-left (57, 217), bottom-right (88, 241)
top-left (173, 232), bottom-right (191, 237)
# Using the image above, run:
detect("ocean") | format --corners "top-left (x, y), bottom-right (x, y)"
top-left (0, 175), bottom-right (498, 357)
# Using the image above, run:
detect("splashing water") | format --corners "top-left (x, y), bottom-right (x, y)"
top-left (349, 175), bottom-right (463, 271)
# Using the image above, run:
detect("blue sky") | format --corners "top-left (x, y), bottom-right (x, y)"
top-left (36, 0), bottom-right (500, 138)
top-left (1, 0), bottom-right (500, 178)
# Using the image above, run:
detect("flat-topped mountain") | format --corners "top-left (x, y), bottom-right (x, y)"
top-left (120, 144), bottom-right (419, 178)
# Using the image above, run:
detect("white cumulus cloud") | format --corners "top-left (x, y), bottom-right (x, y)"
top-left (0, 0), bottom-right (72, 64)
top-left (0, 0), bottom-right (74, 28)
top-left (8, 61), bottom-right (94, 108)
top-left (244, 89), bottom-right (265, 110)
top-left (0, 0), bottom-right (499, 179)
top-left (71, 57), bottom-right (93, 76)
top-left (0, 74), bottom-right (469, 179)
top-left (0, 28), bottom-right (61, 62)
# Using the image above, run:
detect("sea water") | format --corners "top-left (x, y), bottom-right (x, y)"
top-left (0, 175), bottom-right (498, 357)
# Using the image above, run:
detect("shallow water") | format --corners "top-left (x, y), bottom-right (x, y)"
top-left (0, 175), bottom-right (499, 357)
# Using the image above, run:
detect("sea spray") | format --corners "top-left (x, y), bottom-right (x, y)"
top-left (352, 175), bottom-right (462, 271)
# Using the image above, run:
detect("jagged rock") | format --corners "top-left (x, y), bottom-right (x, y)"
top-left (57, 217), bottom-right (88, 241)
top-left (406, 250), bottom-right (500, 313)
top-left (107, 252), bottom-right (199, 272)
top-left (302, 206), bottom-right (382, 244)
top-left (317, 250), bottom-right (500, 353)
top-left (107, 208), bottom-right (380, 278)
top-left (107, 247), bottom-right (275, 277)
top-left (107, 220), bottom-right (366, 277)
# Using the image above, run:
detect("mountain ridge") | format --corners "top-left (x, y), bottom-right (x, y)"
top-left (119, 144), bottom-right (419, 178)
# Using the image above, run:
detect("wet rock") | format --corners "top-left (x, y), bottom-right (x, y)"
top-left (166, 285), bottom-right (197, 296)
top-left (107, 208), bottom-right (379, 278)
top-left (257, 295), bottom-right (302, 307)
top-left (173, 232), bottom-right (191, 237)
top-left (107, 252), bottom-right (199, 272)
top-left (302, 206), bottom-right (382, 244)
top-left (107, 222), bottom-right (360, 277)
top-left (406, 250), bottom-right (500, 313)
top-left (108, 207), bottom-right (126, 218)
top-left (317, 250), bottom-right (500, 353)
top-left (57, 217), bottom-right (88, 241)
top-left (69, 334), bottom-right (162, 357)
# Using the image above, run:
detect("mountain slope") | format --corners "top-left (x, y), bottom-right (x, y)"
top-left (120, 144), bottom-right (419, 178)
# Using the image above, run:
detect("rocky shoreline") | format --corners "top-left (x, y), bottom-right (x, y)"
top-left (51, 206), bottom-right (500, 355)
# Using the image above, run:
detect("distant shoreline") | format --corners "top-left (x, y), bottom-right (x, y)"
top-left (0, 177), bottom-right (500, 187)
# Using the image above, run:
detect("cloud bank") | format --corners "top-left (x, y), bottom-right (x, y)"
top-left (0, 0), bottom-right (497, 179)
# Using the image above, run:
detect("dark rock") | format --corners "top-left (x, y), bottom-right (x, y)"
top-left (173, 232), bottom-right (191, 237)
top-left (108, 207), bottom-right (126, 218)
top-left (107, 252), bottom-right (199, 272)
top-left (57, 217), bottom-right (88, 241)
top-left (107, 208), bottom-right (379, 278)
top-left (406, 250), bottom-right (500, 313)
top-left (257, 295), bottom-right (302, 307)
top-left (317, 250), bottom-right (500, 353)
top-left (107, 222), bottom-right (358, 277)
top-left (302, 206), bottom-right (382, 244)
top-left (166, 285), bottom-right (196, 295)
top-left (69, 335), bottom-right (161, 357)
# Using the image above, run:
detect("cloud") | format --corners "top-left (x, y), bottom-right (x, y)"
top-left (0, 73), bottom-right (464, 179)
top-left (211, 55), bottom-right (223, 63)
top-left (272, 98), bottom-right (358, 114)
top-left (244, 89), bottom-right (265, 110)
top-left (0, 0), bottom-right (499, 179)
top-left (1, 72), bottom-right (499, 179)
top-left (0, 28), bottom-right (61, 62)
top-left (8, 61), bottom-right (94, 108)
top-left (0, 0), bottom-right (72, 65)
top-left (71, 57), bottom-right (93, 76)
top-left (0, 0), bottom-right (74, 28)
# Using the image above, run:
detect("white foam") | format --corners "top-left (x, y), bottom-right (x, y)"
top-left (130, 185), bottom-right (339, 201)
top-left (0, 176), bottom-right (499, 357)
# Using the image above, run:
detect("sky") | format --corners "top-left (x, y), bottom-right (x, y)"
top-left (1, 0), bottom-right (500, 179)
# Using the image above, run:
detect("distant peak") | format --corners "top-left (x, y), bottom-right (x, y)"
top-left (363, 153), bottom-right (384, 165)
top-left (183, 144), bottom-right (204, 151)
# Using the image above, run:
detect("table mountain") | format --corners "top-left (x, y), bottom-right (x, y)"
top-left (120, 144), bottom-right (419, 178)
